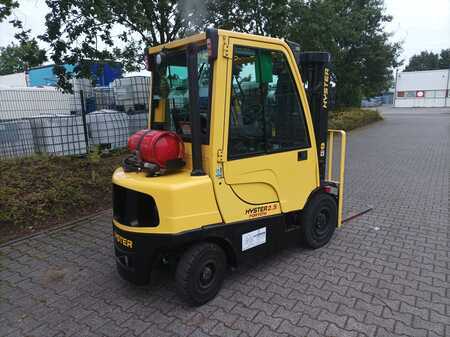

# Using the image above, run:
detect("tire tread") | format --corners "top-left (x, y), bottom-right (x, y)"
top-left (175, 242), bottom-right (226, 306)
top-left (301, 192), bottom-right (337, 249)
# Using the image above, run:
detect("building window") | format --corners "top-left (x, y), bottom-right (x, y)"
top-left (397, 91), bottom-right (405, 98)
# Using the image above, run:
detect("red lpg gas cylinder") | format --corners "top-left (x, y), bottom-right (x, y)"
top-left (128, 130), bottom-right (184, 169)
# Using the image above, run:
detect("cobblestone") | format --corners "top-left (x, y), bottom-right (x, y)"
top-left (1, 112), bottom-right (449, 336)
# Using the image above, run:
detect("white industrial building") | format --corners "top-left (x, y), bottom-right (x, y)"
top-left (394, 69), bottom-right (450, 108)
top-left (0, 72), bottom-right (27, 87)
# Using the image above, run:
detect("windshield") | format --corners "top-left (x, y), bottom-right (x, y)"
top-left (151, 46), bottom-right (211, 143)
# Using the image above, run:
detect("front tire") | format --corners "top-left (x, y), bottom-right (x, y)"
top-left (175, 242), bottom-right (227, 306)
top-left (301, 193), bottom-right (337, 249)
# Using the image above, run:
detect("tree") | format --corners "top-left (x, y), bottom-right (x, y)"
top-left (40, 0), bottom-right (295, 91)
top-left (404, 49), bottom-right (450, 71)
top-left (200, 0), bottom-right (401, 107)
top-left (439, 49), bottom-right (450, 69)
top-left (405, 51), bottom-right (440, 71)
top-left (41, 0), bottom-right (401, 105)
top-left (0, 2), bottom-right (47, 76)
top-left (286, 0), bottom-right (401, 107)
top-left (0, 0), bottom-right (18, 23)
top-left (40, 0), bottom-right (196, 91)
top-left (1, 0), bottom-right (23, 36)
top-left (0, 39), bottom-right (47, 75)
top-left (203, 0), bottom-right (291, 37)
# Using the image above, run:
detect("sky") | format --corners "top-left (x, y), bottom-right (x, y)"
top-left (0, 0), bottom-right (449, 70)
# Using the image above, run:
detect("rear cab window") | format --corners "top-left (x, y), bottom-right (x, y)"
top-left (151, 46), bottom-right (211, 144)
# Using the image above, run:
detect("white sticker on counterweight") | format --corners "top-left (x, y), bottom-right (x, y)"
top-left (242, 227), bottom-right (266, 251)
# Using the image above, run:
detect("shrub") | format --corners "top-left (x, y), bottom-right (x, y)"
top-left (0, 151), bottom-right (126, 242)
top-left (329, 108), bottom-right (383, 131)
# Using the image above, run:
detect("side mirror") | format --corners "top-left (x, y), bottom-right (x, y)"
top-left (151, 51), bottom-right (168, 104)
top-left (155, 52), bottom-right (167, 70)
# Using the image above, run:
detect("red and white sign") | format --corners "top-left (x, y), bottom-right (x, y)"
top-left (416, 91), bottom-right (424, 97)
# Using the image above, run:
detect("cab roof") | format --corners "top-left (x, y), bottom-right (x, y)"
top-left (147, 29), bottom-right (288, 55)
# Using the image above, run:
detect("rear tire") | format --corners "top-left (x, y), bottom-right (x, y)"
top-left (301, 193), bottom-right (337, 249)
top-left (175, 242), bottom-right (227, 306)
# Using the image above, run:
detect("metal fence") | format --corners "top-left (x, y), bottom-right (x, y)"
top-left (0, 76), bottom-right (150, 159)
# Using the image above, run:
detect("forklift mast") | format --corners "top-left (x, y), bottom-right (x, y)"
top-left (289, 43), bottom-right (332, 181)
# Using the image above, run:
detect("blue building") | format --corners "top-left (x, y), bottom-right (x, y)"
top-left (28, 62), bottom-right (122, 87)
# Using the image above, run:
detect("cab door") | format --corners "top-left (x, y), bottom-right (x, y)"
top-left (220, 39), bottom-right (319, 215)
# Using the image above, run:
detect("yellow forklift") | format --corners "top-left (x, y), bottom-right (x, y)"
top-left (112, 29), bottom-right (346, 305)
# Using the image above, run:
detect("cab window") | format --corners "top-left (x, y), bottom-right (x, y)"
top-left (151, 47), bottom-right (210, 144)
top-left (228, 46), bottom-right (309, 159)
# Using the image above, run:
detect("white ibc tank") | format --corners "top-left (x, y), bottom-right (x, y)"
top-left (0, 119), bottom-right (35, 158)
top-left (87, 109), bottom-right (129, 150)
top-left (28, 115), bottom-right (87, 156)
top-left (128, 113), bottom-right (148, 134)
top-left (0, 87), bottom-right (78, 119)
top-left (111, 76), bottom-right (150, 112)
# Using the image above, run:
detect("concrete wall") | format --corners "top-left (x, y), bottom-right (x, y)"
top-left (395, 69), bottom-right (450, 108)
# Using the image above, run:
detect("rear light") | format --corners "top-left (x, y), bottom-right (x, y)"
top-left (323, 185), bottom-right (338, 195)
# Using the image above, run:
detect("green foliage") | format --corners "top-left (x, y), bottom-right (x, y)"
top-left (203, 0), bottom-right (292, 37)
top-left (0, 0), bottom-right (18, 23)
top-left (286, 0), bottom-right (401, 107)
top-left (329, 108), bottom-right (383, 131)
top-left (0, 1), bottom-right (47, 75)
top-left (0, 39), bottom-right (47, 75)
top-left (405, 49), bottom-right (450, 71)
top-left (88, 145), bottom-right (102, 164)
top-left (439, 49), bottom-right (450, 69)
top-left (192, 0), bottom-right (401, 107)
top-left (41, 0), bottom-right (401, 105)
top-left (0, 152), bottom-right (126, 242)
top-left (40, 0), bottom-right (190, 91)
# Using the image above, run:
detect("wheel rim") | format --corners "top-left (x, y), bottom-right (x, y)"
top-left (198, 262), bottom-right (216, 290)
top-left (312, 207), bottom-right (332, 241)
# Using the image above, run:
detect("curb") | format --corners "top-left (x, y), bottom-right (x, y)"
top-left (0, 209), bottom-right (111, 248)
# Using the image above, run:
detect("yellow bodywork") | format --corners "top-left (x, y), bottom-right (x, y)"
top-left (113, 29), bottom-right (345, 234)
top-left (113, 167), bottom-right (221, 234)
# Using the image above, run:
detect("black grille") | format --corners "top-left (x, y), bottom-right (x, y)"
top-left (113, 184), bottom-right (159, 227)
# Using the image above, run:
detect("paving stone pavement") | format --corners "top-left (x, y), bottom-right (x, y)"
top-left (1, 111), bottom-right (449, 337)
